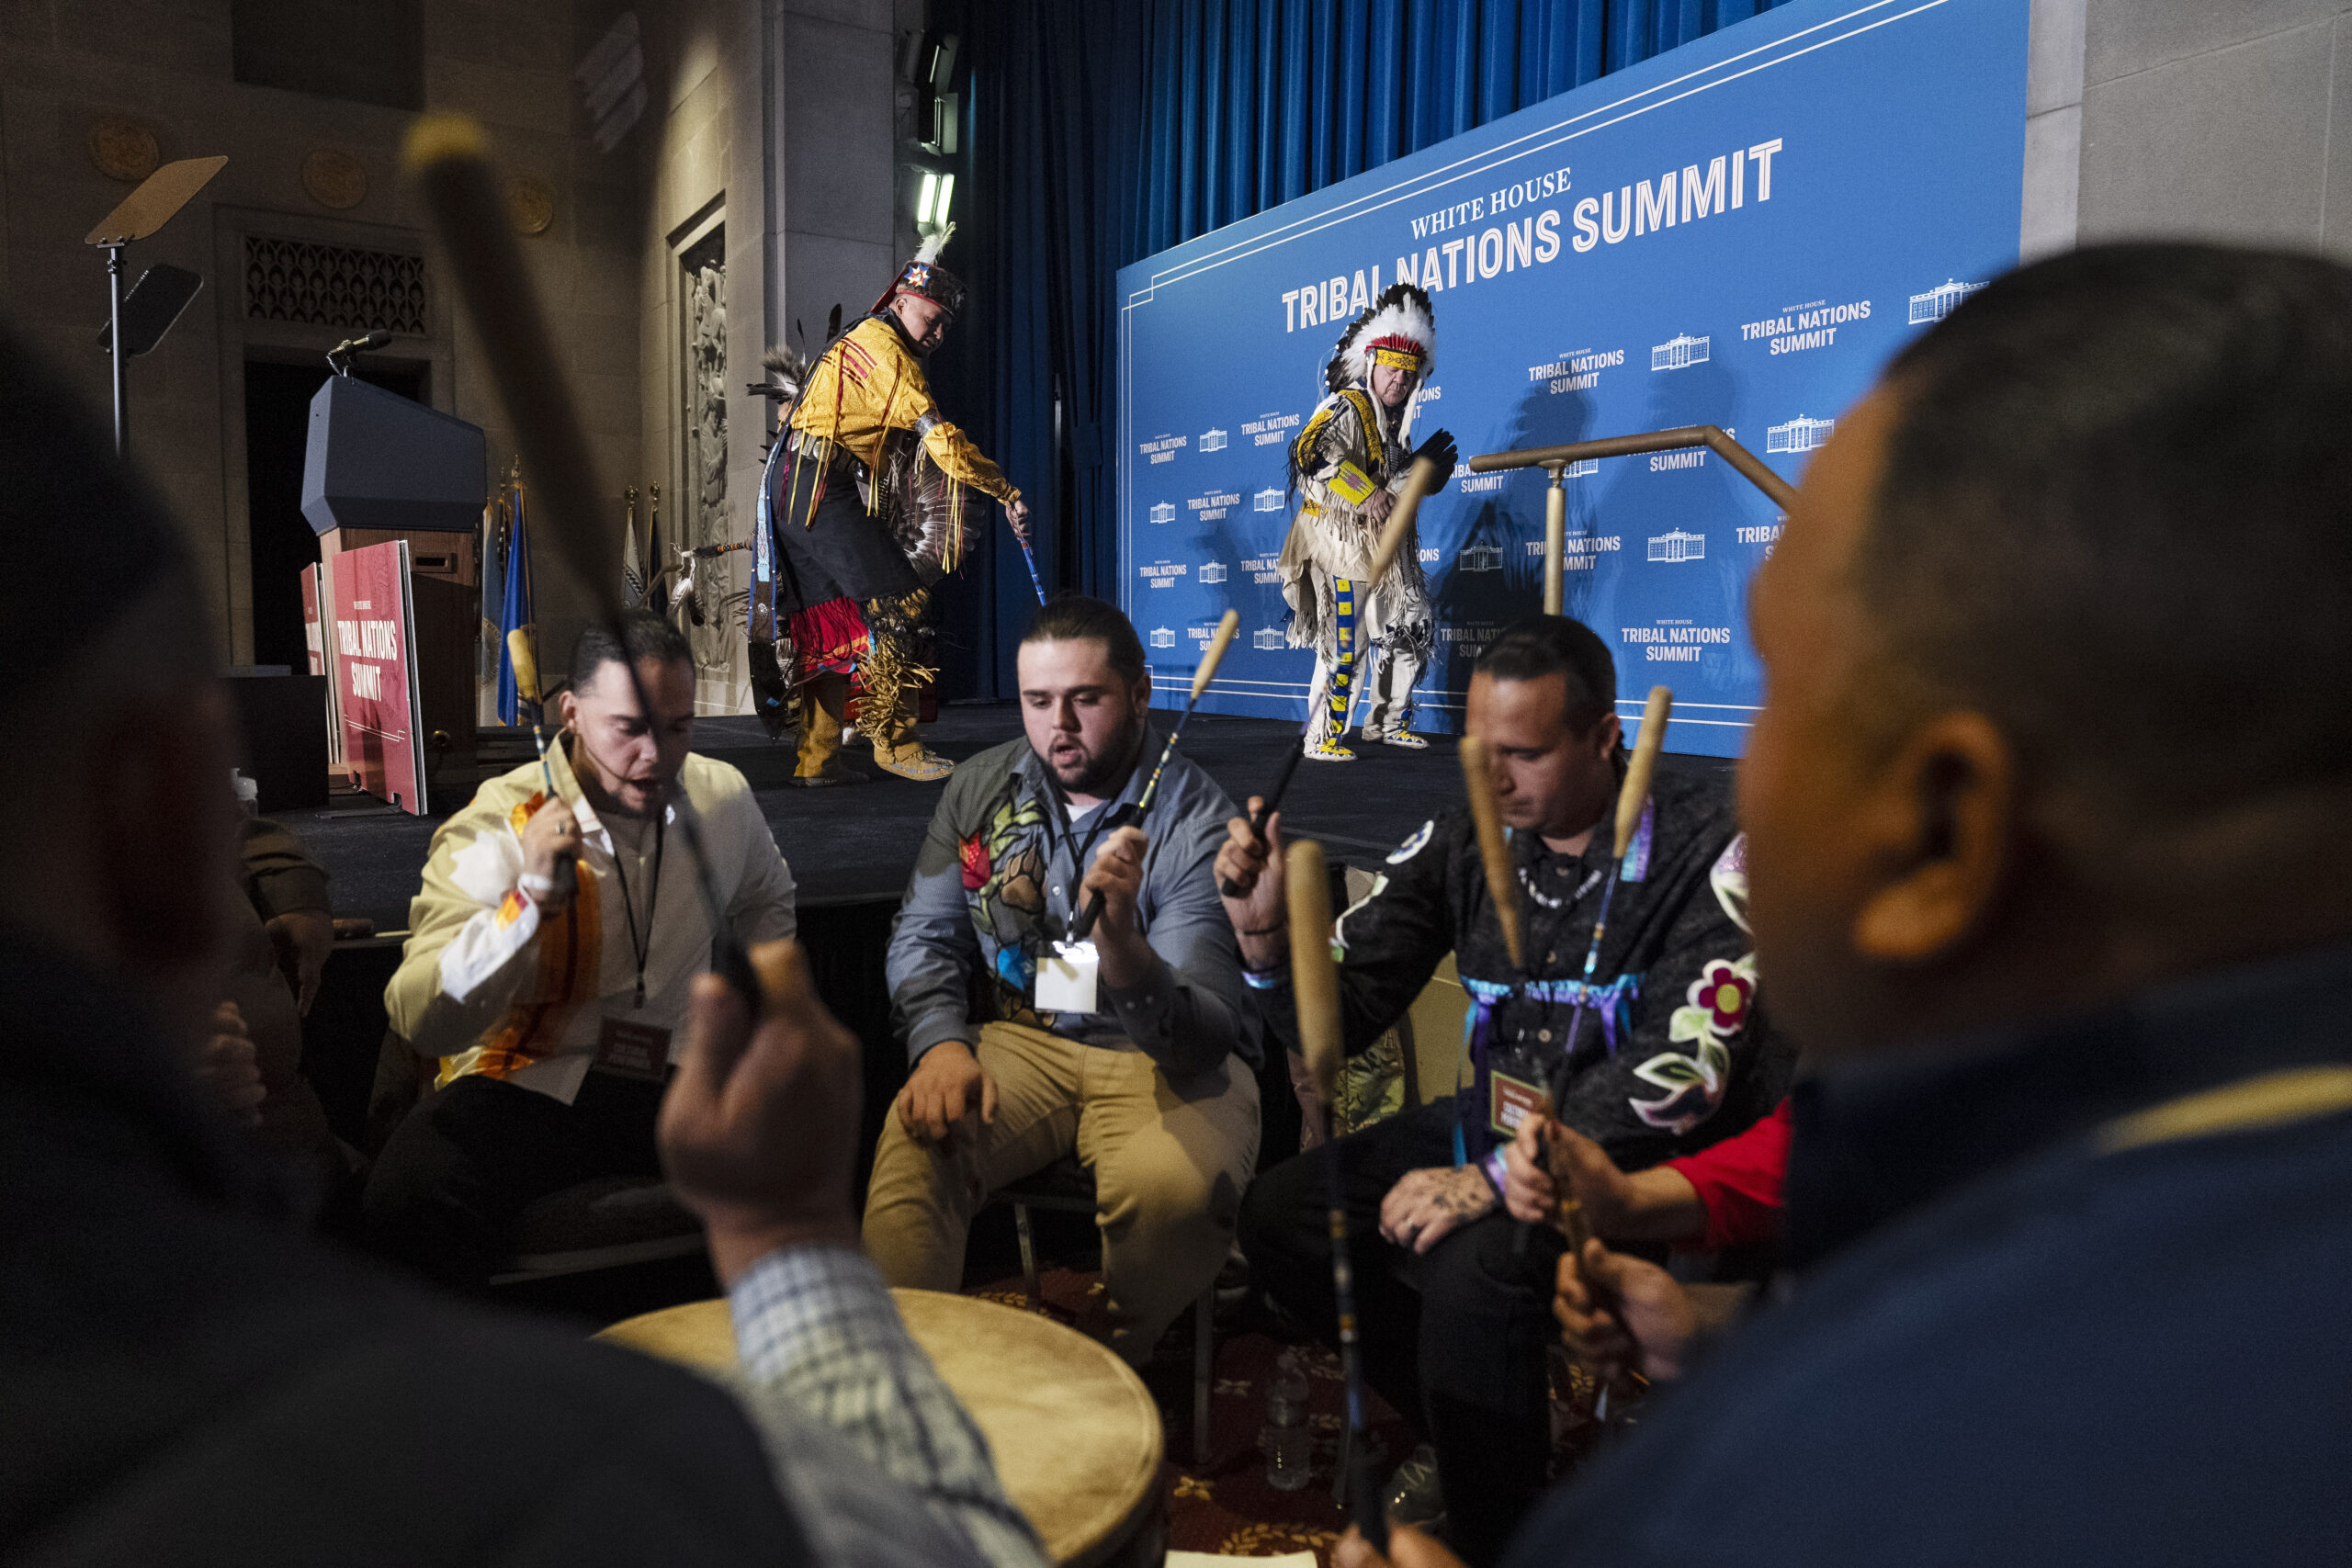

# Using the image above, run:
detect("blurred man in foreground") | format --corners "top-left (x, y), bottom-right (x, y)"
top-left (1345, 244), bottom-right (2352, 1568)
top-left (0, 326), bottom-right (1041, 1568)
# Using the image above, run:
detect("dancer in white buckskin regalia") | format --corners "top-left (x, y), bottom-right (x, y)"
top-left (1279, 281), bottom-right (1454, 761)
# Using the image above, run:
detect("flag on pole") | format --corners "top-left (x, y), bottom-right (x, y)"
top-left (496, 479), bottom-right (536, 726)
top-left (622, 487), bottom-right (644, 607)
top-left (647, 483), bottom-right (664, 612)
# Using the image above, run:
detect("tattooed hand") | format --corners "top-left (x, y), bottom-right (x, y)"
top-left (1378, 1165), bottom-right (1497, 1255)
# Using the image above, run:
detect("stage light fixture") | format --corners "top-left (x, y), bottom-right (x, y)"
top-left (917, 169), bottom-right (939, 225)
top-left (935, 174), bottom-right (955, 227)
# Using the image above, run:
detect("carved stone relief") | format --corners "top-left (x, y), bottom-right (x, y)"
top-left (683, 249), bottom-right (747, 705)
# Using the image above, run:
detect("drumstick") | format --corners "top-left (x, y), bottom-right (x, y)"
top-left (1286, 838), bottom-right (1388, 1554)
top-left (1457, 734), bottom-right (1522, 971)
top-left (504, 626), bottom-right (577, 904)
top-left (406, 115), bottom-right (756, 1000)
top-left (1068, 610), bottom-right (1238, 942)
top-left (1513, 686), bottom-right (1674, 1259)
top-left (1218, 457), bottom-right (1441, 897)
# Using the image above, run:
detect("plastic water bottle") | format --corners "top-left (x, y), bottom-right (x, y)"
top-left (1260, 1350), bottom-right (1313, 1491)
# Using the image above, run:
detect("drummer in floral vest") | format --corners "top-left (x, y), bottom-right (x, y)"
top-left (1214, 614), bottom-right (1790, 1567)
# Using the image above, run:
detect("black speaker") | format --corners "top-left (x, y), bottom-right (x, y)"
top-left (225, 669), bottom-right (330, 813)
top-left (300, 375), bottom-right (487, 536)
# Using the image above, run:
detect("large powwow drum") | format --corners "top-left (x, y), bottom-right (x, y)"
top-left (599, 1289), bottom-right (1165, 1566)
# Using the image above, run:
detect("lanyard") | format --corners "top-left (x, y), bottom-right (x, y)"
top-left (1040, 780), bottom-right (1125, 935)
top-left (605, 812), bottom-right (666, 1010)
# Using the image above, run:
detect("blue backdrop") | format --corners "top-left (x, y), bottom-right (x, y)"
top-left (1113, 0), bottom-right (2029, 754)
top-left (927, 0), bottom-right (1808, 699)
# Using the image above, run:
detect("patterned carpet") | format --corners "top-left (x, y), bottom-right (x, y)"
top-left (969, 1264), bottom-right (1612, 1565)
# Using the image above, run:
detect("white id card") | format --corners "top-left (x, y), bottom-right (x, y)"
top-left (1035, 940), bottom-right (1100, 1013)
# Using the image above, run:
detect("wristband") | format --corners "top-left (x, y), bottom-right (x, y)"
top-left (518, 872), bottom-right (567, 906)
top-left (1241, 960), bottom-right (1290, 991)
top-left (1481, 1146), bottom-right (1511, 1197)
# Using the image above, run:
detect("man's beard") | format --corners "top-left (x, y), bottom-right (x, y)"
top-left (1047, 711), bottom-right (1146, 797)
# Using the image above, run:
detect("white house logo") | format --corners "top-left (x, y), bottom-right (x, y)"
top-left (1565, 457), bottom-right (1598, 479)
top-left (1148, 501), bottom-right (1176, 525)
top-left (1148, 626), bottom-right (1176, 649)
top-left (1651, 333), bottom-right (1711, 371)
top-left (1766, 415), bottom-right (1836, 454)
top-left (1646, 528), bottom-right (1707, 563)
top-left (1200, 561), bottom-right (1227, 584)
top-left (1200, 427), bottom-right (1228, 453)
top-left (1458, 543), bottom-right (1504, 572)
top-left (1253, 488), bottom-right (1285, 513)
top-left (1907, 278), bottom-right (1986, 324)
top-left (1253, 626), bottom-right (1286, 651)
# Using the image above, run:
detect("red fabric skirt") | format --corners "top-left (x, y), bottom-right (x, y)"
top-left (788, 596), bottom-right (868, 683)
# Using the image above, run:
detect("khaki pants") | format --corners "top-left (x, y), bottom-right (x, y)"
top-left (862, 1021), bottom-right (1260, 1363)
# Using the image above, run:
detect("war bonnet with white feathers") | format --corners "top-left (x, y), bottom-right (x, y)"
top-left (1325, 281), bottom-right (1435, 393)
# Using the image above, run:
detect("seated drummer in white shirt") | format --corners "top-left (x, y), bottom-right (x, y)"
top-left (363, 613), bottom-right (797, 1290)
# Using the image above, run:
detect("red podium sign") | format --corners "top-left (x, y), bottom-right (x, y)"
top-left (329, 540), bottom-right (431, 813)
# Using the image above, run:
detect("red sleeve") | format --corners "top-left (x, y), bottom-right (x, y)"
top-left (1665, 1099), bottom-right (1791, 1251)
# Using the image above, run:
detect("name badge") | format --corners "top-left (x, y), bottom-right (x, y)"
top-left (594, 1017), bottom-right (673, 1081)
top-left (1035, 940), bottom-right (1100, 1014)
top-left (1489, 1068), bottom-right (1549, 1137)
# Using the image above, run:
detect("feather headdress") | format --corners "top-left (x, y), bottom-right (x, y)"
top-left (1325, 281), bottom-right (1435, 394)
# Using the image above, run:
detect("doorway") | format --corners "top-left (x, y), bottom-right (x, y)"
top-left (243, 356), bottom-right (426, 671)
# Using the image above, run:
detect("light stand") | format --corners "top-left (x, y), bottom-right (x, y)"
top-left (106, 243), bottom-right (127, 456)
top-left (82, 154), bottom-right (227, 458)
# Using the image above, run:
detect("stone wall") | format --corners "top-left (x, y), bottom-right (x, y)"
top-left (0, 0), bottom-right (655, 665)
top-left (2027, 0), bottom-right (2352, 260)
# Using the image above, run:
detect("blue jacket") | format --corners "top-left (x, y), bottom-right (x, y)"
top-left (1510, 942), bottom-right (2352, 1568)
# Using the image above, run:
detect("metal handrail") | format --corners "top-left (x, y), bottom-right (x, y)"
top-left (1466, 423), bottom-right (1797, 509)
top-left (1466, 424), bottom-right (1795, 613)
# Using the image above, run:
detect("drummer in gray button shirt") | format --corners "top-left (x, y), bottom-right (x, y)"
top-left (865, 595), bottom-right (1263, 1363)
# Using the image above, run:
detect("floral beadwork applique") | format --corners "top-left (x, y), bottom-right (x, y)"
top-left (1386, 818), bottom-right (1435, 864)
top-left (1711, 833), bottom-right (1750, 933)
top-left (1628, 951), bottom-right (1758, 1134)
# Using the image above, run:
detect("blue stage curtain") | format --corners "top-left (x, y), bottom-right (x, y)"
top-left (923, 0), bottom-right (1793, 696)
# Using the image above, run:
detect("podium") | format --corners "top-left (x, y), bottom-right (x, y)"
top-left (302, 376), bottom-right (488, 807)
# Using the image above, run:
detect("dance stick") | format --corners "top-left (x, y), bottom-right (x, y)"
top-left (1068, 609), bottom-right (1238, 942)
top-left (1287, 838), bottom-right (1389, 1553)
top-left (1216, 457), bottom-right (1441, 897)
top-left (1511, 685), bottom-right (1674, 1260)
top-left (1014, 528), bottom-right (1048, 605)
top-left (505, 626), bottom-right (575, 905)
top-left (406, 114), bottom-right (755, 999)
top-left (1456, 735), bottom-right (1523, 971)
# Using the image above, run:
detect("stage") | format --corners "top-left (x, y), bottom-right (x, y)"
top-left (287, 705), bottom-right (1729, 930)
